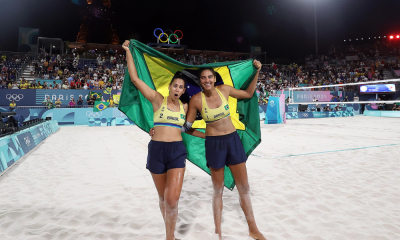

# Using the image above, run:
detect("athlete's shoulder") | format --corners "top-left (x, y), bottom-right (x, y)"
top-left (216, 84), bottom-right (232, 96)
top-left (191, 92), bottom-right (202, 101)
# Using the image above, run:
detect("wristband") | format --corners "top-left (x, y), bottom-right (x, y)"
top-left (181, 121), bottom-right (193, 133)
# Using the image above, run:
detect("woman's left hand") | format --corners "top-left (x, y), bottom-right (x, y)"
top-left (253, 60), bottom-right (262, 71)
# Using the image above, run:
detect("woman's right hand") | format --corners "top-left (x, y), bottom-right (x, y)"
top-left (122, 40), bottom-right (130, 52)
top-left (149, 128), bottom-right (155, 138)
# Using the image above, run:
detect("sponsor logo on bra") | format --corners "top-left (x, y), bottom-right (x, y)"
top-left (214, 112), bottom-right (225, 119)
top-left (167, 116), bottom-right (179, 121)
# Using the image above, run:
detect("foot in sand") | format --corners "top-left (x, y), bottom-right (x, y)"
top-left (250, 230), bottom-right (266, 240)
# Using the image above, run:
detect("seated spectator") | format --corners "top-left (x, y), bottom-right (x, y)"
top-left (36, 82), bottom-right (43, 89)
top-left (1, 80), bottom-right (7, 89)
top-left (62, 81), bottom-right (69, 89)
top-left (377, 98), bottom-right (384, 110)
top-left (87, 95), bottom-right (96, 106)
top-left (69, 98), bottom-right (76, 108)
top-left (70, 79), bottom-right (76, 89)
top-left (76, 79), bottom-right (82, 89)
top-left (55, 98), bottom-right (62, 108)
top-left (9, 100), bottom-right (16, 112)
top-left (11, 82), bottom-right (19, 89)
top-left (82, 80), bottom-right (88, 90)
top-left (77, 96), bottom-right (84, 107)
top-left (42, 96), bottom-right (53, 109)
top-left (392, 103), bottom-right (400, 111)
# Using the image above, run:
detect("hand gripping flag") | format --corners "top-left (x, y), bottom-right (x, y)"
top-left (119, 40), bottom-right (261, 190)
top-left (94, 101), bottom-right (109, 112)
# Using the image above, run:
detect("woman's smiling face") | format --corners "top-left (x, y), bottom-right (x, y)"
top-left (199, 70), bottom-right (216, 91)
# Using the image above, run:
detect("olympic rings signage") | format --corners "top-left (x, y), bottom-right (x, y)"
top-left (6, 94), bottom-right (24, 102)
top-left (153, 28), bottom-right (183, 44)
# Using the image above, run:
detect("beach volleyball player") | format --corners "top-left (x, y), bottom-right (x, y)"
top-left (122, 41), bottom-right (204, 240)
top-left (187, 65), bottom-right (266, 240)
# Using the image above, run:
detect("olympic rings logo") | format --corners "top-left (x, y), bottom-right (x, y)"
top-left (86, 111), bottom-right (102, 118)
top-left (6, 94), bottom-right (24, 101)
top-left (302, 113), bottom-right (309, 117)
top-left (154, 28), bottom-right (183, 44)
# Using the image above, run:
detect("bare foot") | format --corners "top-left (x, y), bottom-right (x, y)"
top-left (250, 230), bottom-right (266, 240)
top-left (215, 230), bottom-right (222, 240)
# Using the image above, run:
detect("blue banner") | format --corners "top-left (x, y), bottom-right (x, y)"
top-left (286, 111), bottom-right (355, 119)
top-left (360, 84), bottom-right (396, 94)
top-left (0, 90), bottom-right (37, 106)
top-left (0, 121), bottom-right (59, 174)
top-left (0, 90), bottom-right (121, 107)
top-left (36, 89), bottom-right (120, 105)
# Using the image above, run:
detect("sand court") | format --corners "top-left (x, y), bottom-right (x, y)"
top-left (1, 116), bottom-right (400, 239)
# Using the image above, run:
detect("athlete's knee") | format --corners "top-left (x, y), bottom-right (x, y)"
top-left (158, 194), bottom-right (165, 204)
top-left (165, 195), bottom-right (179, 209)
top-left (237, 182), bottom-right (250, 195)
top-left (213, 184), bottom-right (224, 197)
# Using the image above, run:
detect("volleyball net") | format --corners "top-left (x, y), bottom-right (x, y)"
top-left (285, 79), bottom-right (400, 115)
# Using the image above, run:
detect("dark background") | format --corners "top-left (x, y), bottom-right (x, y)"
top-left (1, 0), bottom-right (400, 60)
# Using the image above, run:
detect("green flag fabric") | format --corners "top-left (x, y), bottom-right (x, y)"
top-left (94, 101), bottom-right (109, 112)
top-left (119, 40), bottom-right (260, 190)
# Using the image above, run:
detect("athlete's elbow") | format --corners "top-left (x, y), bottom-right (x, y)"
top-left (243, 91), bottom-right (253, 99)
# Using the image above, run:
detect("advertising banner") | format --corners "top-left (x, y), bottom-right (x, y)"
top-left (286, 111), bottom-right (354, 119)
top-left (16, 131), bottom-right (36, 153)
top-left (0, 121), bottom-right (59, 174)
top-left (35, 89), bottom-right (120, 105)
top-left (14, 107), bottom-right (134, 126)
top-left (359, 84), bottom-right (396, 94)
top-left (284, 91), bottom-right (342, 102)
top-left (0, 90), bottom-right (37, 106)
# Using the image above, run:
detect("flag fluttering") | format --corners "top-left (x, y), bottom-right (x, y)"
top-left (94, 101), bottom-right (109, 112)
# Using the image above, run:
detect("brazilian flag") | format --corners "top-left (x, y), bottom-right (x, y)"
top-left (103, 87), bottom-right (112, 95)
top-left (88, 91), bottom-right (102, 100)
top-left (94, 101), bottom-right (109, 112)
top-left (119, 40), bottom-right (260, 190)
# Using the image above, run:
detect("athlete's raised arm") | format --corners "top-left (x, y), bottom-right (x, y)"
top-left (122, 40), bottom-right (162, 106)
top-left (220, 60), bottom-right (261, 99)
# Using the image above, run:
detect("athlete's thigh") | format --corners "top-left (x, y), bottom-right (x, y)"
top-left (228, 162), bottom-right (249, 186)
top-left (210, 167), bottom-right (225, 189)
top-left (151, 173), bottom-right (167, 198)
top-left (165, 168), bottom-right (186, 197)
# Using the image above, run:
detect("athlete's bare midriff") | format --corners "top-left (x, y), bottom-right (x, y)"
top-left (152, 126), bottom-right (183, 142)
top-left (205, 116), bottom-right (236, 136)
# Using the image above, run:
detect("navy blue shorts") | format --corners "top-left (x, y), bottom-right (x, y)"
top-left (146, 140), bottom-right (187, 174)
top-left (205, 131), bottom-right (247, 169)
